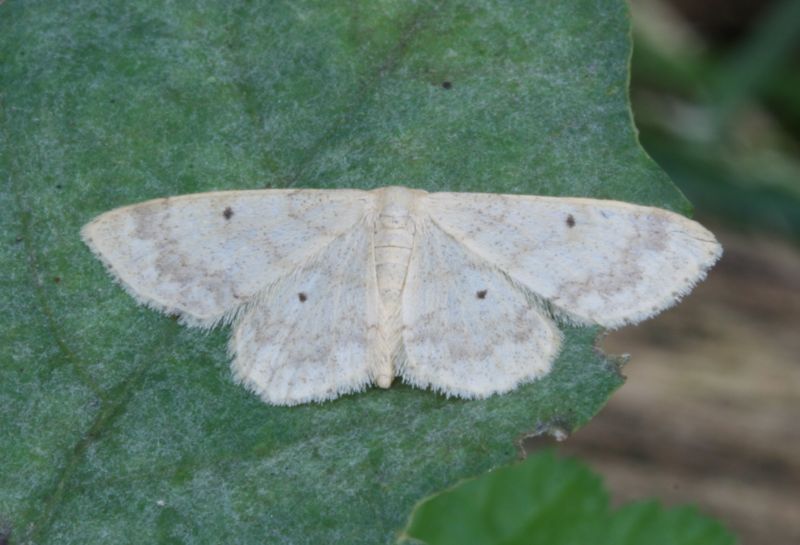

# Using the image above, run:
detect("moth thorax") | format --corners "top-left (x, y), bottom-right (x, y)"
top-left (374, 212), bottom-right (415, 305)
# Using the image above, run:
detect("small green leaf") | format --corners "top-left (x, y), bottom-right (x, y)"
top-left (400, 451), bottom-right (736, 545)
top-left (1, 0), bottom-right (687, 543)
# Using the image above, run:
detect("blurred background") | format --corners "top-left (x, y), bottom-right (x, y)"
top-left (528, 0), bottom-right (800, 543)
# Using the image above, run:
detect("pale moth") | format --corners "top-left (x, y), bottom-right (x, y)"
top-left (82, 186), bottom-right (721, 405)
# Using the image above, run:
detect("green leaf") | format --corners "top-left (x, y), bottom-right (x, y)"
top-left (400, 451), bottom-right (736, 545)
top-left (1, 1), bottom-right (686, 543)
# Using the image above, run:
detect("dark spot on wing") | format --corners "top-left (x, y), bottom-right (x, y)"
top-left (298, 292), bottom-right (308, 302)
top-left (223, 207), bottom-right (234, 220)
top-left (442, 81), bottom-right (452, 89)
top-left (55, 183), bottom-right (63, 190)
top-left (169, 313), bottom-right (181, 321)
top-left (476, 289), bottom-right (488, 299)
top-left (53, 276), bottom-right (61, 284)
top-left (566, 214), bottom-right (576, 228)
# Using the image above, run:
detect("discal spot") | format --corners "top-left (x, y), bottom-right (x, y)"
top-left (566, 214), bottom-right (575, 228)
top-left (476, 289), bottom-right (487, 299)
top-left (442, 81), bottom-right (452, 89)
top-left (223, 207), bottom-right (234, 220)
top-left (298, 292), bottom-right (307, 302)
top-left (53, 276), bottom-right (61, 284)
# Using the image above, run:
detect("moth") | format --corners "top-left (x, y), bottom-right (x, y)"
top-left (82, 186), bottom-right (721, 405)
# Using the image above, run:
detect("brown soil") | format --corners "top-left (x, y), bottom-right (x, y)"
top-left (528, 225), bottom-right (800, 545)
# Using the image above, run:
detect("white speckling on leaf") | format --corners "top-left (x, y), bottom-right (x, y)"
top-left (82, 186), bottom-right (721, 405)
